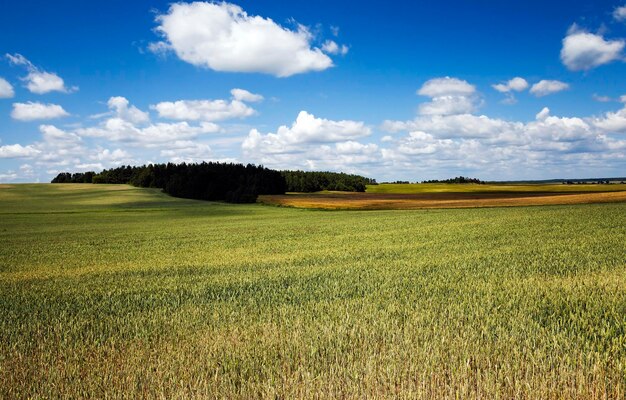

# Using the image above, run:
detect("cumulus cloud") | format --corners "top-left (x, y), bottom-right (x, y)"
top-left (417, 77), bottom-right (475, 97)
top-left (151, 2), bottom-right (333, 77)
top-left (380, 105), bottom-right (626, 180)
top-left (614, 5), bottom-right (626, 21)
top-left (243, 111), bottom-right (370, 153)
top-left (39, 124), bottom-right (83, 148)
top-left (230, 88), bottom-right (263, 102)
top-left (560, 27), bottom-right (625, 71)
top-left (160, 141), bottom-right (213, 163)
top-left (0, 144), bottom-right (41, 158)
top-left (416, 77), bottom-right (479, 115)
top-left (152, 88), bottom-right (262, 122)
top-left (492, 77), bottom-right (528, 93)
top-left (419, 95), bottom-right (478, 116)
top-left (529, 80), bottom-right (569, 97)
top-left (377, 77), bottom-right (626, 179)
top-left (322, 40), bottom-right (349, 55)
top-left (107, 96), bottom-right (150, 124)
top-left (0, 78), bottom-right (14, 98)
top-left (3, 123), bottom-right (133, 172)
top-left (241, 111), bottom-right (377, 172)
top-left (383, 113), bottom-right (522, 141)
top-left (536, 107), bottom-right (551, 121)
top-left (6, 53), bottom-right (77, 94)
top-left (153, 99), bottom-right (255, 121)
top-left (492, 77), bottom-right (529, 105)
top-left (78, 118), bottom-right (219, 144)
top-left (592, 101), bottom-right (626, 132)
top-left (11, 102), bottom-right (69, 121)
top-left (91, 148), bottom-right (131, 163)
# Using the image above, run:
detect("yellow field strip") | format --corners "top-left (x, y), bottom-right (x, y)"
top-left (259, 190), bottom-right (626, 210)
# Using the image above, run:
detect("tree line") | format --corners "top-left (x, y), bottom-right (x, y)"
top-left (421, 176), bottom-right (484, 184)
top-left (51, 171), bottom-right (96, 183)
top-left (281, 170), bottom-right (377, 192)
top-left (52, 163), bottom-right (286, 203)
top-left (51, 163), bottom-right (377, 202)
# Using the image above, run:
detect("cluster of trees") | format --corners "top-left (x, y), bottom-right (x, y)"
top-left (563, 180), bottom-right (619, 185)
top-left (52, 164), bottom-right (379, 201)
top-left (281, 170), bottom-right (377, 192)
top-left (422, 176), bottom-right (484, 184)
top-left (52, 162), bottom-right (286, 203)
top-left (50, 171), bottom-right (95, 183)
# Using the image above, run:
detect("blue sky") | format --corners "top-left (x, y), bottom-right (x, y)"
top-left (1, 0), bottom-right (625, 182)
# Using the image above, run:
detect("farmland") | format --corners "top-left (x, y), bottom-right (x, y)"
top-left (1, 184), bottom-right (626, 398)
top-left (261, 182), bottom-right (626, 210)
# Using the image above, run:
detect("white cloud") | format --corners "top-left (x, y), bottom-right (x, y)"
top-left (107, 96), bottom-right (150, 124)
top-left (91, 148), bottom-right (131, 162)
top-left (380, 105), bottom-right (626, 180)
top-left (160, 141), bottom-right (213, 163)
top-left (11, 102), bottom-right (69, 121)
top-left (0, 144), bottom-right (41, 158)
top-left (383, 113), bottom-right (523, 141)
top-left (322, 40), bottom-right (349, 55)
top-left (491, 78), bottom-right (529, 106)
top-left (230, 88), bottom-right (263, 102)
top-left (529, 80), bottom-right (569, 97)
top-left (153, 99), bottom-right (255, 121)
top-left (419, 95), bottom-right (478, 116)
top-left (241, 111), bottom-right (378, 173)
top-left (0, 172), bottom-right (19, 182)
top-left (6, 53), bottom-right (77, 94)
top-left (24, 71), bottom-right (69, 95)
top-left (242, 110), bottom-right (370, 154)
top-left (75, 163), bottom-right (104, 171)
top-left (614, 5), bottom-right (626, 21)
top-left (560, 27), bottom-right (625, 71)
top-left (0, 125), bottom-right (85, 170)
top-left (536, 107), bottom-right (551, 121)
top-left (592, 94), bottom-right (612, 102)
top-left (39, 125), bottom-right (82, 148)
top-left (151, 2), bottom-right (333, 77)
top-left (417, 77), bottom-right (478, 116)
top-left (335, 141), bottom-right (378, 154)
top-left (492, 77), bottom-right (528, 93)
top-left (417, 77), bottom-right (475, 97)
top-left (74, 97), bottom-right (220, 145)
top-left (78, 118), bottom-right (219, 144)
top-left (0, 78), bottom-right (14, 98)
top-left (592, 103), bottom-right (626, 133)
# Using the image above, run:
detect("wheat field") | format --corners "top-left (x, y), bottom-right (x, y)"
top-left (1, 184), bottom-right (625, 398)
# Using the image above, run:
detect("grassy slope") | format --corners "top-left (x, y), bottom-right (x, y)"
top-left (366, 182), bottom-right (626, 194)
top-left (1, 184), bottom-right (626, 398)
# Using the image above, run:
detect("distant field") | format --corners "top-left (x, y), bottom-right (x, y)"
top-left (367, 182), bottom-right (626, 194)
top-left (261, 183), bottom-right (626, 210)
top-left (1, 184), bottom-right (626, 398)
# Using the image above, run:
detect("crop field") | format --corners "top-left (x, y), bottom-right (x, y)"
top-left (1, 184), bottom-right (626, 398)
top-left (260, 183), bottom-right (626, 210)
top-left (367, 182), bottom-right (626, 194)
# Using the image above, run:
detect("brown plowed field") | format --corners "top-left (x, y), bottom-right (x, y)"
top-left (259, 190), bottom-right (626, 210)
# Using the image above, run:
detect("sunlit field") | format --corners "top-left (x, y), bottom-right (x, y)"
top-left (1, 184), bottom-right (626, 398)
top-left (261, 183), bottom-right (626, 210)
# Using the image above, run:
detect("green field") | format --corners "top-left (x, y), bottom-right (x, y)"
top-left (367, 182), bottom-right (626, 194)
top-left (1, 184), bottom-right (626, 398)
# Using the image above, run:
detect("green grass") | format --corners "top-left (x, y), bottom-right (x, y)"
top-left (367, 182), bottom-right (626, 194)
top-left (1, 184), bottom-right (625, 398)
